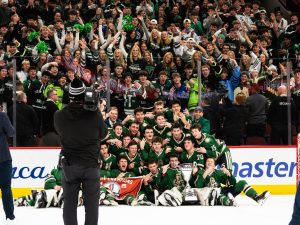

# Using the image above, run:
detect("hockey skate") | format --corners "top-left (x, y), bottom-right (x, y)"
top-left (137, 200), bottom-right (153, 206)
top-left (154, 190), bottom-right (159, 206)
top-left (227, 193), bottom-right (238, 207)
top-left (209, 189), bottom-right (218, 206)
top-left (164, 192), bottom-right (179, 207)
top-left (254, 191), bottom-right (270, 206)
top-left (34, 191), bottom-right (47, 208)
top-left (57, 189), bottom-right (64, 208)
top-left (136, 194), bottom-right (153, 206)
top-left (13, 198), bottom-right (29, 207)
top-left (99, 191), bottom-right (106, 205)
top-left (102, 199), bottom-right (118, 206)
top-left (31, 190), bottom-right (39, 203)
top-left (130, 198), bottom-right (138, 206)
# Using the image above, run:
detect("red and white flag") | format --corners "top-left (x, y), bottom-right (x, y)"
top-left (100, 177), bottom-right (143, 200)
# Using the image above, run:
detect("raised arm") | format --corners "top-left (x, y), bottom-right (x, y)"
top-left (100, 31), bottom-right (112, 50)
top-left (98, 21), bottom-right (106, 45)
top-left (116, 8), bottom-right (123, 31)
top-left (119, 32), bottom-right (128, 59)
top-left (138, 15), bottom-right (150, 40)
top-left (54, 31), bottom-right (63, 53)
top-left (73, 29), bottom-right (80, 52)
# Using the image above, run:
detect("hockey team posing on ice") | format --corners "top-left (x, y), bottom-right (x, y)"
top-left (14, 101), bottom-right (270, 208)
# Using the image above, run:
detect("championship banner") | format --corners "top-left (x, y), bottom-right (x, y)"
top-left (100, 177), bottom-right (143, 200)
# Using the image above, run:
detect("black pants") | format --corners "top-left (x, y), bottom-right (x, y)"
top-left (62, 164), bottom-right (100, 225)
top-left (0, 160), bottom-right (15, 220)
top-left (246, 123), bottom-right (266, 137)
top-left (270, 125), bottom-right (288, 145)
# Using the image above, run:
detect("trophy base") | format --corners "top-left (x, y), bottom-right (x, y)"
top-left (183, 190), bottom-right (199, 204)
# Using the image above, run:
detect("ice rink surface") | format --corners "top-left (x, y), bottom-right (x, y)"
top-left (0, 195), bottom-right (295, 225)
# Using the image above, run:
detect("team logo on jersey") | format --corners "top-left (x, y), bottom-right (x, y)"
top-left (174, 172), bottom-right (185, 189)
top-left (208, 177), bottom-right (218, 188)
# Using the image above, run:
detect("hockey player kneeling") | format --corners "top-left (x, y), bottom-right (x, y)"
top-left (192, 157), bottom-right (270, 206)
top-left (157, 155), bottom-right (185, 207)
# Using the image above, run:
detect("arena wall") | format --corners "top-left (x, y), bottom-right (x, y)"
top-left (5, 146), bottom-right (298, 198)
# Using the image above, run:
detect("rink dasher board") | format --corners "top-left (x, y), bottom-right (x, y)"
top-left (2, 146), bottom-right (299, 198)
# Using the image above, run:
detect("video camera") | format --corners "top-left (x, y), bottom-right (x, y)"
top-left (83, 87), bottom-right (100, 111)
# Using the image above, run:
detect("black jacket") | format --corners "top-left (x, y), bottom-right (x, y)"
top-left (0, 112), bottom-right (15, 163)
top-left (41, 100), bottom-right (59, 135)
top-left (54, 103), bottom-right (107, 167)
top-left (7, 101), bottom-right (39, 138)
top-left (267, 95), bottom-right (296, 127)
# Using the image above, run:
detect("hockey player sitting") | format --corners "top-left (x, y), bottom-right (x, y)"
top-left (119, 141), bottom-right (143, 175)
top-left (141, 159), bottom-right (163, 205)
top-left (192, 157), bottom-right (270, 206)
top-left (157, 154), bottom-right (186, 206)
top-left (101, 155), bottom-right (151, 206)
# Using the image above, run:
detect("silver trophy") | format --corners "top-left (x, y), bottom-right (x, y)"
top-left (179, 163), bottom-right (198, 203)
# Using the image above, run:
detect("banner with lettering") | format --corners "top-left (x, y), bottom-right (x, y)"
top-left (9, 147), bottom-right (298, 195)
top-left (100, 177), bottom-right (143, 200)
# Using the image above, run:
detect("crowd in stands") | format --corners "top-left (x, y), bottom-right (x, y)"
top-left (0, 0), bottom-right (299, 147)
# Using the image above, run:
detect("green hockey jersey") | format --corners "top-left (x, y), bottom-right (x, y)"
top-left (179, 151), bottom-right (205, 168)
top-left (147, 148), bottom-right (170, 167)
top-left (159, 167), bottom-right (186, 192)
top-left (44, 167), bottom-right (62, 190)
top-left (110, 169), bottom-right (136, 178)
top-left (195, 133), bottom-right (230, 160)
top-left (194, 169), bottom-right (235, 188)
top-left (101, 154), bottom-right (117, 171)
top-left (166, 132), bottom-right (191, 155)
top-left (119, 152), bottom-right (143, 175)
top-left (153, 125), bottom-right (171, 139)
